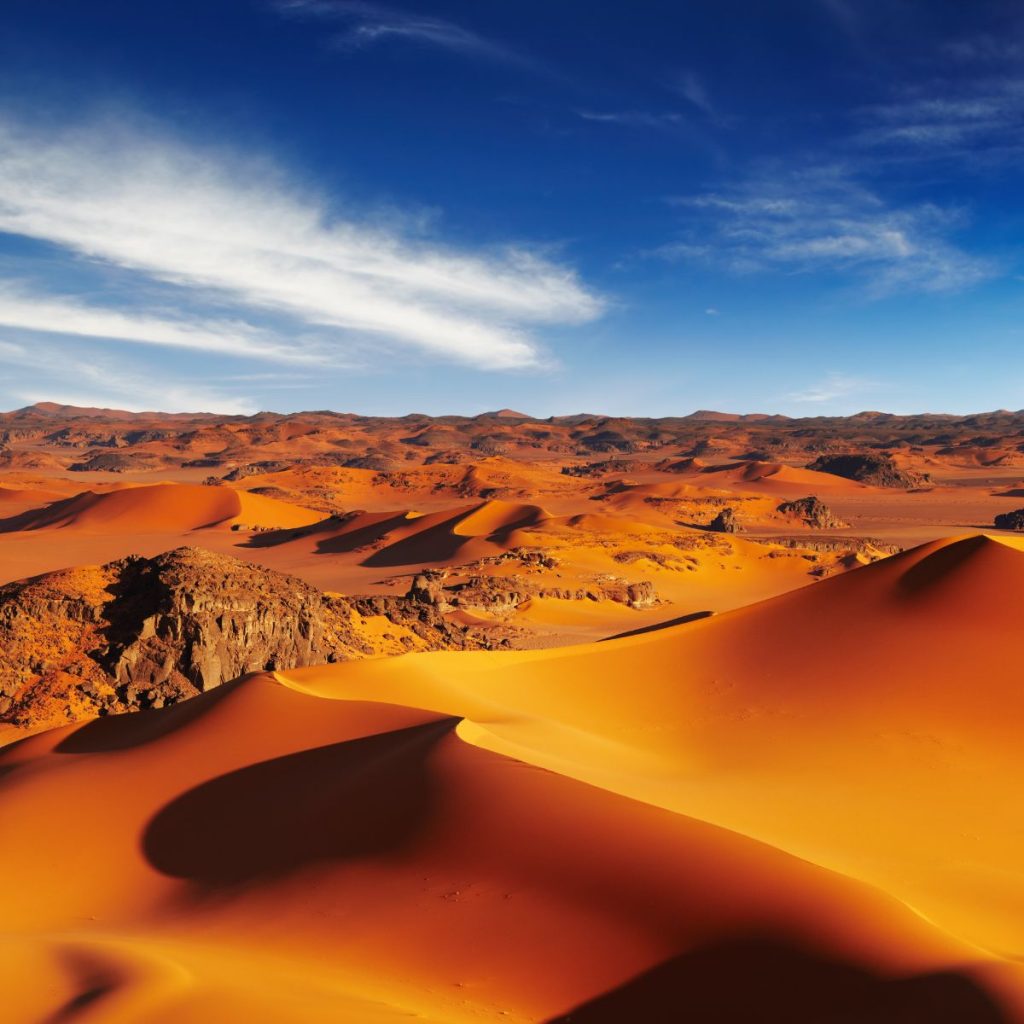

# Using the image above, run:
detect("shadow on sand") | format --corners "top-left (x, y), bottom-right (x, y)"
top-left (547, 939), bottom-right (1008, 1024)
top-left (141, 718), bottom-right (456, 887)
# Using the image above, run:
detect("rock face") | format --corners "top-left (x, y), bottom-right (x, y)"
top-left (0, 548), bottom-right (483, 732)
top-left (708, 508), bottom-right (740, 533)
top-left (807, 454), bottom-right (930, 489)
top-left (994, 508), bottom-right (1024, 531)
top-left (378, 567), bottom-right (660, 617)
top-left (777, 496), bottom-right (849, 529)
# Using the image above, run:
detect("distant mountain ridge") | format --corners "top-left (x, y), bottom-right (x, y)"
top-left (7, 401), bottom-right (1021, 423)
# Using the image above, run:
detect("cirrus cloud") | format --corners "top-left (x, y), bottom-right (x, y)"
top-left (0, 113), bottom-right (604, 372)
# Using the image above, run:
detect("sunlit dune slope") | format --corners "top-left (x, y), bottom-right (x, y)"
top-left (0, 666), bottom-right (1019, 1021)
top-left (0, 482), bottom-right (325, 533)
top-left (2, 533), bottom-right (1024, 1020)
top-left (284, 533), bottom-right (1024, 956)
top-left (678, 459), bottom-right (870, 495)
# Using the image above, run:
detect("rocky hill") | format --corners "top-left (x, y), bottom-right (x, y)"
top-left (0, 547), bottom-right (491, 732)
top-left (807, 454), bottom-right (931, 489)
top-left (3, 402), bottom-right (1024, 475)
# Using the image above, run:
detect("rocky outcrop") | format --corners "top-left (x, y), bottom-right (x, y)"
top-left (708, 508), bottom-right (740, 533)
top-left (994, 508), bottom-right (1024, 531)
top-left (69, 451), bottom-right (165, 472)
top-left (777, 496), bottom-right (849, 529)
top-left (382, 567), bottom-right (661, 617)
top-left (807, 454), bottom-right (930, 489)
top-left (0, 548), bottom-right (484, 732)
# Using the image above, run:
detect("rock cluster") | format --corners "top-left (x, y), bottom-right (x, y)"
top-left (708, 508), bottom-right (740, 533)
top-left (0, 548), bottom-right (481, 732)
top-left (394, 568), bottom-right (660, 616)
top-left (807, 454), bottom-right (930, 489)
top-left (994, 508), bottom-right (1024, 531)
top-left (777, 496), bottom-right (849, 529)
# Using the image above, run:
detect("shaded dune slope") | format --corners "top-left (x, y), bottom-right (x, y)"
top-left (247, 498), bottom-right (550, 567)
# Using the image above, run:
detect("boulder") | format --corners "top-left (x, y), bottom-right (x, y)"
top-left (708, 508), bottom-right (739, 533)
top-left (777, 496), bottom-right (849, 529)
top-left (994, 509), bottom-right (1024, 532)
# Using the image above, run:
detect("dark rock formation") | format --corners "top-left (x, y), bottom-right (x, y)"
top-left (994, 508), bottom-right (1024, 531)
top-left (807, 454), bottom-right (930, 489)
top-left (379, 565), bottom-right (660, 618)
top-left (0, 547), bottom-right (484, 731)
top-left (69, 452), bottom-right (164, 472)
top-left (777, 496), bottom-right (849, 529)
top-left (708, 508), bottom-right (739, 533)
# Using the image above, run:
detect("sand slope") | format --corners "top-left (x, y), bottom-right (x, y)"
top-left (662, 459), bottom-right (871, 495)
top-left (2, 534), bottom-right (1024, 1021)
top-left (0, 483), bottom-right (325, 533)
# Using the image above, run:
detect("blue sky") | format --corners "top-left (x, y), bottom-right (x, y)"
top-left (0, 0), bottom-right (1023, 416)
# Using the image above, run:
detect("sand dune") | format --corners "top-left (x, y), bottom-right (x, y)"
top-left (2, 533), bottom-right (1024, 1020)
top-left (690, 459), bottom-right (870, 494)
top-left (1, 483), bottom-right (325, 534)
top-left (249, 499), bottom-right (550, 567)
top-left (285, 534), bottom-right (1024, 954)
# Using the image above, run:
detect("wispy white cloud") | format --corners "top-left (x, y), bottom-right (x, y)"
top-left (672, 71), bottom-right (721, 120)
top-left (658, 167), bottom-right (992, 294)
top-left (940, 34), bottom-right (1024, 65)
top-left (275, 1), bottom-right (533, 68)
top-left (0, 284), bottom-right (315, 363)
top-left (577, 109), bottom-right (687, 131)
top-left (786, 371), bottom-right (878, 404)
top-left (0, 114), bottom-right (603, 371)
top-left (853, 79), bottom-right (1024, 160)
top-left (0, 339), bottom-right (257, 414)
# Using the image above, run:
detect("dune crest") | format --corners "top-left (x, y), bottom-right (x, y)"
top-left (1, 483), bottom-right (325, 534)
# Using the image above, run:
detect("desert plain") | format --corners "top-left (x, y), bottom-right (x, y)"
top-left (2, 402), bottom-right (1024, 1021)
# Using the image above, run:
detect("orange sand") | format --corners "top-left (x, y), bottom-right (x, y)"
top-left (2, 534), bottom-right (1024, 1021)
top-left (2, 482), bottom-right (325, 534)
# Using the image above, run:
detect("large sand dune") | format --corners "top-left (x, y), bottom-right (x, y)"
top-left (2, 533), bottom-right (1023, 1021)
top-left (0, 482), bottom-right (325, 533)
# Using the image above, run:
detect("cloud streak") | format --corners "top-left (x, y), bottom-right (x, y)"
top-left (658, 168), bottom-right (992, 294)
top-left (0, 285), bottom-right (315, 363)
top-left (577, 109), bottom-right (687, 131)
top-left (785, 371), bottom-right (878, 404)
top-left (276, 1), bottom-right (533, 68)
top-left (0, 339), bottom-right (257, 415)
top-left (853, 79), bottom-right (1024, 161)
top-left (0, 114), bottom-right (604, 371)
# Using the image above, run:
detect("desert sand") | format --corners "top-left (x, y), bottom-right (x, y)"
top-left (2, 535), bottom-right (1024, 1020)
top-left (3, 405), bottom-right (1024, 1021)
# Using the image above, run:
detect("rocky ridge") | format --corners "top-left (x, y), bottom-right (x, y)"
top-left (0, 547), bottom-right (490, 732)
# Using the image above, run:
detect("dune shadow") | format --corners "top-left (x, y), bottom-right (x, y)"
top-left (55, 680), bottom-right (244, 755)
top-left (360, 515), bottom-right (474, 567)
top-left (239, 512), bottom-right (410, 553)
top-left (142, 718), bottom-right (456, 886)
top-left (0, 493), bottom-right (79, 533)
top-left (360, 507), bottom-right (539, 569)
top-left (316, 512), bottom-right (413, 555)
top-left (43, 947), bottom-right (124, 1024)
top-left (897, 533), bottom-right (993, 595)
top-left (239, 523), bottom-right (317, 549)
top-left (600, 610), bottom-right (713, 641)
top-left (548, 938), bottom-right (1008, 1024)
